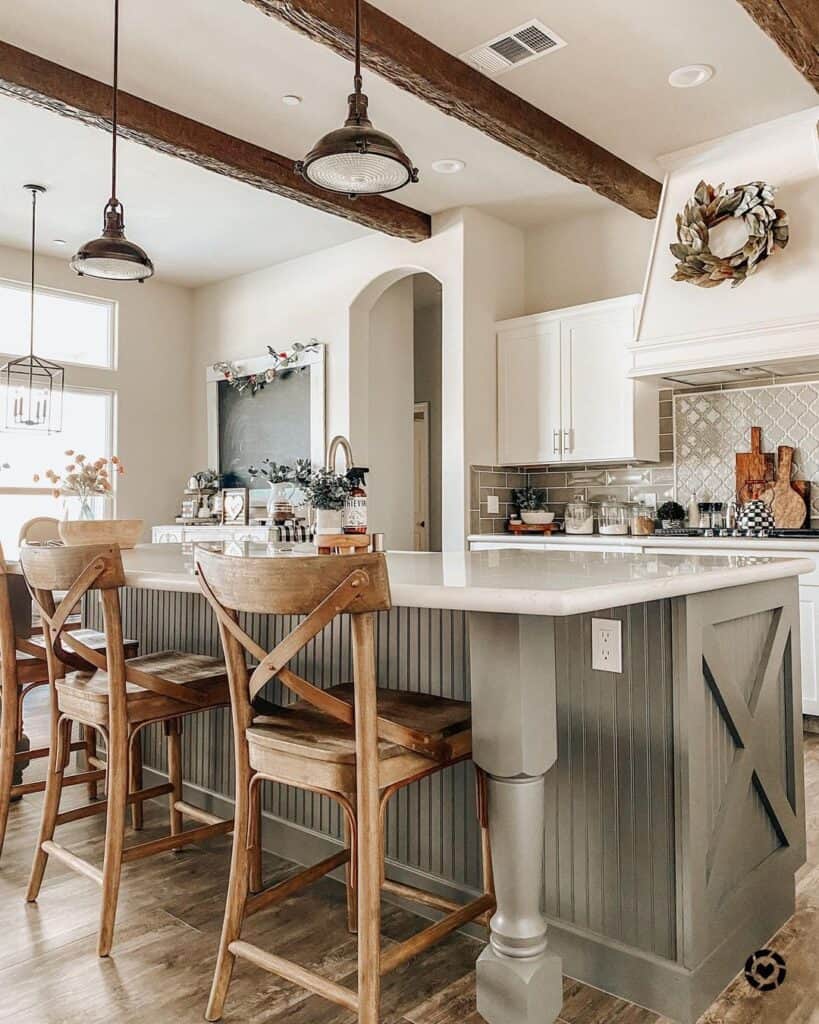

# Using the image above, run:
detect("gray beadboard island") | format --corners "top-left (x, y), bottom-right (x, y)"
top-left (72, 543), bottom-right (812, 1024)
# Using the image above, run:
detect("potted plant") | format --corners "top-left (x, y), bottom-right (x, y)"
top-left (657, 500), bottom-right (686, 529)
top-left (248, 459), bottom-right (296, 521)
top-left (35, 451), bottom-right (124, 521)
top-left (306, 468), bottom-right (351, 535)
top-left (513, 486), bottom-right (554, 526)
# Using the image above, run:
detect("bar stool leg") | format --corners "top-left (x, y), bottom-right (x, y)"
top-left (343, 809), bottom-right (358, 934)
top-left (130, 730), bottom-right (144, 831)
top-left (26, 716), bottom-right (71, 901)
top-left (98, 713), bottom-right (129, 957)
top-left (165, 719), bottom-right (183, 837)
top-left (0, 673), bottom-right (20, 856)
top-left (83, 725), bottom-right (99, 801)
top-left (205, 769), bottom-right (252, 1022)
top-left (248, 778), bottom-right (263, 894)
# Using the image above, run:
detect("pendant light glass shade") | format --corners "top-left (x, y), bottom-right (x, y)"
top-left (296, 0), bottom-right (418, 197)
top-left (71, 0), bottom-right (154, 283)
top-left (1, 185), bottom-right (64, 434)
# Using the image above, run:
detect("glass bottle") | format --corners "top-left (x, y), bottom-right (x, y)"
top-left (343, 467), bottom-right (368, 535)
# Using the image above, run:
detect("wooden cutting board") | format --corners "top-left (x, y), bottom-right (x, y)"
top-left (736, 426), bottom-right (775, 503)
top-left (771, 445), bottom-right (807, 528)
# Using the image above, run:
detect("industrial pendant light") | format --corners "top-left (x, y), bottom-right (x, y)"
top-left (1, 186), bottom-right (64, 434)
top-left (71, 0), bottom-right (154, 282)
top-left (295, 0), bottom-right (418, 197)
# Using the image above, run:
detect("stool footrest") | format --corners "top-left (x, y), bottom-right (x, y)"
top-left (121, 818), bottom-right (233, 863)
top-left (228, 940), bottom-right (359, 1012)
top-left (245, 849), bottom-right (350, 919)
top-left (174, 800), bottom-right (223, 826)
top-left (379, 893), bottom-right (496, 976)
top-left (12, 768), bottom-right (105, 798)
top-left (55, 783), bottom-right (174, 826)
top-left (40, 840), bottom-right (103, 886)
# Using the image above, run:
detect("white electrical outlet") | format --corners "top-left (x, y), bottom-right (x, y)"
top-left (487, 495), bottom-right (500, 515)
top-left (592, 618), bottom-right (622, 673)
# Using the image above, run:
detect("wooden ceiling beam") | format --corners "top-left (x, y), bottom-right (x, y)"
top-left (735, 0), bottom-right (819, 91)
top-left (242, 0), bottom-right (662, 218)
top-left (0, 40), bottom-right (432, 242)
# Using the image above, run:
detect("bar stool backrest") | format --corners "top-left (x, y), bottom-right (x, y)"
top-left (0, 544), bottom-right (16, 678)
top-left (18, 517), bottom-right (60, 546)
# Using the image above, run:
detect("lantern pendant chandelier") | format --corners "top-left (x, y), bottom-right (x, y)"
top-left (71, 0), bottom-right (154, 282)
top-left (1, 185), bottom-right (64, 434)
top-left (295, 0), bottom-right (418, 197)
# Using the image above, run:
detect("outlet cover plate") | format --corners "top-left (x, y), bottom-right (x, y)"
top-left (487, 495), bottom-right (500, 515)
top-left (592, 617), bottom-right (622, 673)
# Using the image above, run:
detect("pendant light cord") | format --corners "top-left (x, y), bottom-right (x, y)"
top-left (110, 0), bottom-right (119, 205)
top-left (29, 187), bottom-right (36, 359)
top-left (353, 0), bottom-right (362, 109)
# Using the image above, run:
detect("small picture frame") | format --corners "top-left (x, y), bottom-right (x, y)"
top-left (221, 487), bottom-right (249, 525)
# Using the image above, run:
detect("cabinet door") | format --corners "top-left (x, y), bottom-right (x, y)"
top-left (799, 586), bottom-right (819, 716)
top-left (560, 304), bottom-right (633, 463)
top-left (497, 323), bottom-right (561, 465)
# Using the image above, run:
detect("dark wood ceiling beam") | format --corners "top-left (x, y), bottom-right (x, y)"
top-left (242, 0), bottom-right (662, 218)
top-left (735, 0), bottom-right (819, 90)
top-left (0, 40), bottom-right (431, 242)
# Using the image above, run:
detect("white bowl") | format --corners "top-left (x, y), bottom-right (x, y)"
top-left (521, 511), bottom-right (555, 525)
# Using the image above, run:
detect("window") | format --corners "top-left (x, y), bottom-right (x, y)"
top-left (0, 388), bottom-right (114, 558)
top-left (0, 278), bottom-right (115, 369)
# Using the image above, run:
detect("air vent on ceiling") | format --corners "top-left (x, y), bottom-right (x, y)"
top-left (460, 20), bottom-right (566, 77)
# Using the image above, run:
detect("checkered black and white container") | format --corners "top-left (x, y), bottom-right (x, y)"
top-left (737, 499), bottom-right (775, 532)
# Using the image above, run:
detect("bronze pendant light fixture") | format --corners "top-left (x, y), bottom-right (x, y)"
top-left (296, 0), bottom-right (419, 198)
top-left (71, 0), bottom-right (154, 282)
top-left (1, 185), bottom-right (65, 434)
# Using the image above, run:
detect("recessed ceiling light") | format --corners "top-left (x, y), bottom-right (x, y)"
top-left (53, 238), bottom-right (67, 246)
top-left (281, 94), bottom-right (303, 106)
top-left (431, 158), bottom-right (466, 175)
top-left (668, 64), bottom-right (714, 89)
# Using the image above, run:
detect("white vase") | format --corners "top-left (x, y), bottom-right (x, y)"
top-left (266, 481), bottom-right (296, 523)
top-left (315, 508), bottom-right (342, 536)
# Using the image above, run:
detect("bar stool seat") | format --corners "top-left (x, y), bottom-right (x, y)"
top-left (24, 627), bottom-right (136, 658)
top-left (56, 652), bottom-right (229, 726)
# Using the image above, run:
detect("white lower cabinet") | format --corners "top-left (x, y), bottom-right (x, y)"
top-left (496, 295), bottom-right (659, 466)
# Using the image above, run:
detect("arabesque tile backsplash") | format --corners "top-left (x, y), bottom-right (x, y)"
top-left (471, 379), bottom-right (819, 534)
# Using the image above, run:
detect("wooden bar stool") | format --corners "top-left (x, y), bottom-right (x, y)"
top-left (19, 542), bottom-right (234, 956)
top-left (17, 517), bottom-right (139, 810)
top-left (0, 544), bottom-right (137, 858)
top-left (196, 548), bottom-right (495, 1024)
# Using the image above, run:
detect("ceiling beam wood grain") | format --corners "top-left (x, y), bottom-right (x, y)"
top-left (242, 0), bottom-right (662, 218)
top-left (0, 40), bottom-right (432, 242)
top-left (735, 0), bottom-right (819, 90)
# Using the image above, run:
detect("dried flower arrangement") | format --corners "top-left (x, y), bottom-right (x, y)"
top-left (670, 180), bottom-right (789, 288)
top-left (34, 450), bottom-right (124, 499)
top-left (305, 468), bottom-right (351, 511)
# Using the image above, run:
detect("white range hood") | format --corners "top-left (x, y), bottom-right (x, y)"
top-left (630, 105), bottom-right (819, 382)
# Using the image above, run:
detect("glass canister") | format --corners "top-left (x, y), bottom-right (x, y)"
top-left (631, 501), bottom-right (657, 536)
top-left (598, 497), bottom-right (629, 535)
top-left (565, 494), bottom-right (594, 535)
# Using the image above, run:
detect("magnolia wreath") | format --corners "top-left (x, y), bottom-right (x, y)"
top-left (670, 180), bottom-right (789, 288)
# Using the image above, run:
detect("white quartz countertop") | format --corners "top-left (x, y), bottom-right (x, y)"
top-left (468, 532), bottom-right (819, 553)
top-left (69, 542), bottom-right (815, 618)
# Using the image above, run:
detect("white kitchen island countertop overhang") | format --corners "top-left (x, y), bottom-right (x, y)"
top-left (80, 543), bottom-right (815, 618)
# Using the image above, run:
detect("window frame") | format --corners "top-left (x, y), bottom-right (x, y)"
top-left (0, 275), bottom-right (117, 371)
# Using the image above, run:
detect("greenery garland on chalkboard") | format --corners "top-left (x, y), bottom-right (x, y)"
top-left (670, 180), bottom-right (789, 289)
top-left (213, 340), bottom-right (321, 396)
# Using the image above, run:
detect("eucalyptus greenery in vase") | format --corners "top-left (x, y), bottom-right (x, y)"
top-left (306, 468), bottom-right (351, 535)
top-left (35, 451), bottom-right (124, 521)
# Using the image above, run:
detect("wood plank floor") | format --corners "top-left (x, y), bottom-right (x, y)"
top-left (1, 697), bottom-right (818, 1023)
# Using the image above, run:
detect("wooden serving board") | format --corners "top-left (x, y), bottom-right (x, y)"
top-left (771, 446), bottom-right (807, 528)
top-left (508, 522), bottom-right (558, 535)
top-left (736, 426), bottom-right (775, 504)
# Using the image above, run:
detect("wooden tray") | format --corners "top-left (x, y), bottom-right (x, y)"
top-left (508, 522), bottom-right (559, 535)
top-left (736, 426), bottom-right (775, 504)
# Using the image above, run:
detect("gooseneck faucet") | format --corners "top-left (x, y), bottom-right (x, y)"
top-left (326, 435), bottom-right (354, 473)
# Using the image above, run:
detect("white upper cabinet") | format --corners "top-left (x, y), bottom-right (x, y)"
top-left (497, 295), bottom-right (659, 466)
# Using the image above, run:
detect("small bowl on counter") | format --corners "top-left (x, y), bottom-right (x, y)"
top-left (521, 510), bottom-right (555, 525)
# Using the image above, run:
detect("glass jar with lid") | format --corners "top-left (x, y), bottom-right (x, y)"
top-left (565, 494), bottom-right (594, 535)
top-left (598, 497), bottom-right (629, 535)
top-left (631, 501), bottom-right (657, 536)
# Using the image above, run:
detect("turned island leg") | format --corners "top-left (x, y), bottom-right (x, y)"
top-left (468, 612), bottom-right (563, 1024)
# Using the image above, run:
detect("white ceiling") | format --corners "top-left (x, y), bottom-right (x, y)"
top-left (0, 0), bottom-right (813, 286)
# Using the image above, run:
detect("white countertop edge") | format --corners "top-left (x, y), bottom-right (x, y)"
top-left (468, 533), bottom-right (819, 553)
top-left (119, 557), bottom-right (814, 618)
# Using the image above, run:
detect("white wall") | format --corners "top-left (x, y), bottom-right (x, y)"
top-left (525, 206), bottom-right (654, 313)
top-left (0, 243), bottom-right (195, 535)
top-left (367, 277), bottom-right (415, 549)
top-left (414, 282), bottom-right (443, 552)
